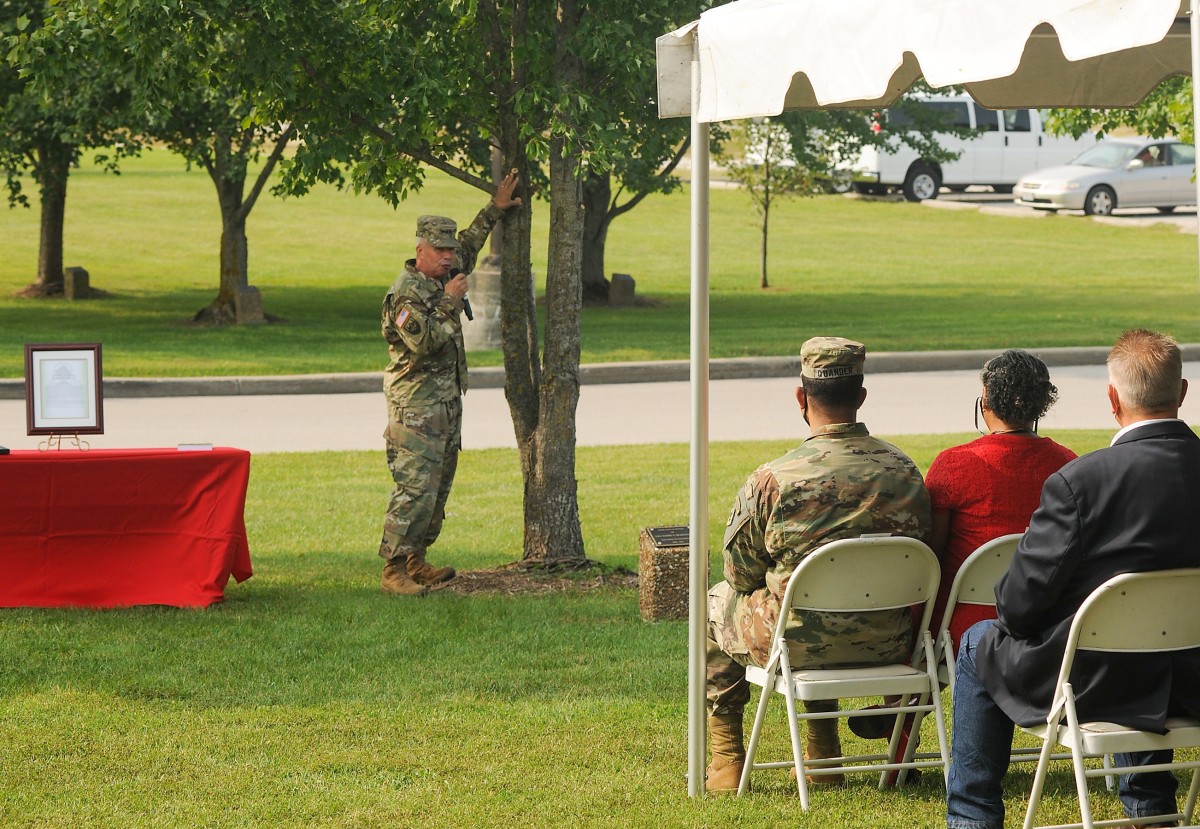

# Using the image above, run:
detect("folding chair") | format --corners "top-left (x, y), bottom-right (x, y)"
top-left (931, 533), bottom-right (1113, 779)
top-left (736, 534), bottom-right (949, 809)
top-left (1021, 568), bottom-right (1200, 829)
top-left (936, 533), bottom-right (1023, 694)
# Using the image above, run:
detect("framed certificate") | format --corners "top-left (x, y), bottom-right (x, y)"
top-left (24, 343), bottom-right (105, 436)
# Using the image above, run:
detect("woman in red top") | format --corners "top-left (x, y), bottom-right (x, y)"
top-left (926, 349), bottom-right (1077, 652)
top-left (850, 350), bottom-right (1076, 751)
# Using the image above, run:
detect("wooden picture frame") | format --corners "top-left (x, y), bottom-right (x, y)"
top-left (24, 343), bottom-right (105, 436)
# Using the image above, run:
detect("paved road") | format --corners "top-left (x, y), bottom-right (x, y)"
top-left (5, 362), bottom-right (1195, 454)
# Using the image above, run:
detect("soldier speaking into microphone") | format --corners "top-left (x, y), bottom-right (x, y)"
top-left (377, 170), bottom-right (521, 597)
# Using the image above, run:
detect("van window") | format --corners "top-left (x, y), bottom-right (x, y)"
top-left (973, 105), bottom-right (999, 132)
top-left (888, 100), bottom-right (971, 130)
top-left (1003, 109), bottom-right (1031, 132)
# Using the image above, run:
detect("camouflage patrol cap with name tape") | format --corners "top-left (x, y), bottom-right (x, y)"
top-left (801, 336), bottom-right (866, 379)
top-left (416, 215), bottom-right (461, 249)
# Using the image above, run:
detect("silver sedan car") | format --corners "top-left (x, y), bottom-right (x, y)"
top-left (1014, 138), bottom-right (1196, 216)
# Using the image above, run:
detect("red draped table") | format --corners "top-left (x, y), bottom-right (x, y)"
top-left (0, 447), bottom-right (253, 608)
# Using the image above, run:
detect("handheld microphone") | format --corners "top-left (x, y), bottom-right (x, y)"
top-left (449, 267), bottom-right (473, 321)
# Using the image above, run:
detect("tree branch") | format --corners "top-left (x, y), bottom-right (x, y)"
top-left (236, 125), bottom-right (256, 160)
top-left (295, 54), bottom-right (495, 195)
top-left (478, 0), bottom-right (511, 103)
top-left (408, 144), bottom-right (494, 193)
top-left (195, 142), bottom-right (217, 182)
top-left (236, 124), bottom-right (295, 223)
top-left (608, 137), bottom-right (690, 223)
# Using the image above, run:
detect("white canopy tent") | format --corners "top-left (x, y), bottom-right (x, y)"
top-left (655, 0), bottom-right (1197, 796)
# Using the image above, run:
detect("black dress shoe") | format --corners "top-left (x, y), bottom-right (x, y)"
top-left (847, 705), bottom-right (897, 739)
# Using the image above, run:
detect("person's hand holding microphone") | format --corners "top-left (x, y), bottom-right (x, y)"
top-left (444, 169), bottom-right (522, 322)
top-left (445, 268), bottom-right (473, 320)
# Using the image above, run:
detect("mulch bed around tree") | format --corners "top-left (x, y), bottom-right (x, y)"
top-left (432, 561), bottom-right (638, 596)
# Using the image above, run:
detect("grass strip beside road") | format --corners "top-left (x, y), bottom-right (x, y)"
top-left (2, 150), bottom-right (1197, 378)
top-left (3, 430), bottom-right (1176, 829)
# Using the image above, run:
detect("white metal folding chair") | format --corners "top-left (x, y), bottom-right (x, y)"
top-left (935, 533), bottom-right (1023, 694)
top-left (1021, 568), bottom-right (1200, 829)
top-left (736, 534), bottom-right (949, 809)
top-left (933, 533), bottom-right (1112, 779)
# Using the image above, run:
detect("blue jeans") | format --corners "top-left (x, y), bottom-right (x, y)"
top-left (946, 620), bottom-right (1178, 829)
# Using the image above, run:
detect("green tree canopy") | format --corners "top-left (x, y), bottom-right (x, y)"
top-left (1046, 77), bottom-right (1193, 144)
top-left (3, 0), bottom-right (138, 295)
top-left (17, 0), bottom-right (301, 322)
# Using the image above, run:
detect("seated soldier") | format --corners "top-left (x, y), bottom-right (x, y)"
top-left (705, 336), bottom-right (932, 792)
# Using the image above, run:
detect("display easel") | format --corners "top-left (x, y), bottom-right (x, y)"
top-left (38, 433), bottom-right (90, 452)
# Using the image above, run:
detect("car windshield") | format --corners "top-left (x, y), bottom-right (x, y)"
top-left (1069, 142), bottom-right (1139, 169)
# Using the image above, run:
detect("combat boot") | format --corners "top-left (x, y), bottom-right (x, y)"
top-left (406, 550), bottom-right (456, 585)
top-left (705, 712), bottom-right (746, 793)
top-left (380, 558), bottom-right (429, 597)
top-left (802, 700), bottom-right (845, 787)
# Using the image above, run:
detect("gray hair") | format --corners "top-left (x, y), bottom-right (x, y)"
top-left (1106, 329), bottom-right (1183, 412)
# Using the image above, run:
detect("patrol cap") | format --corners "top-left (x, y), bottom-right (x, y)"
top-left (416, 215), bottom-right (460, 249)
top-left (800, 336), bottom-right (866, 379)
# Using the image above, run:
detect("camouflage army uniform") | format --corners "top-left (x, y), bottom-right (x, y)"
top-left (706, 422), bottom-right (931, 716)
top-left (378, 202), bottom-right (504, 563)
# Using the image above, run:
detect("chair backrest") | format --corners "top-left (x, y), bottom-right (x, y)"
top-left (1054, 568), bottom-right (1200, 694)
top-left (779, 535), bottom-right (941, 638)
top-left (935, 533), bottom-right (1022, 636)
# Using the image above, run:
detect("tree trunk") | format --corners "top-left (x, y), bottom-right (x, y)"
top-left (760, 153), bottom-right (771, 290)
top-left (760, 199), bottom-right (769, 289)
top-left (580, 171), bottom-right (611, 304)
top-left (19, 141), bottom-right (73, 297)
top-left (492, 0), bottom-right (587, 568)
top-left (193, 169), bottom-right (249, 325)
top-left (519, 130), bottom-right (586, 566)
top-left (499, 145), bottom-right (541, 453)
top-left (497, 135), bottom-right (588, 567)
top-left (216, 206), bottom-right (249, 321)
top-left (190, 128), bottom-right (291, 324)
top-left (488, 0), bottom-right (540, 485)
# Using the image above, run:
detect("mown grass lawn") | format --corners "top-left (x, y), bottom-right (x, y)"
top-left (1, 149), bottom-right (1197, 378)
top-left (4, 430), bottom-right (1187, 829)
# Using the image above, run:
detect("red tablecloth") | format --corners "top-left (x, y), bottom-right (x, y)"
top-left (0, 447), bottom-right (253, 608)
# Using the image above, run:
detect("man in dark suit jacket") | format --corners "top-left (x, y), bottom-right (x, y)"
top-left (947, 329), bottom-right (1200, 829)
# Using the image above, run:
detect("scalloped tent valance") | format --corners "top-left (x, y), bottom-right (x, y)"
top-left (657, 0), bottom-right (1190, 121)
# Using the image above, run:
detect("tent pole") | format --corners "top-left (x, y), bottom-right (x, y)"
top-left (687, 55), bottom-right (711, 799)
top-left (1191, 0), bottom-right (1200, 290)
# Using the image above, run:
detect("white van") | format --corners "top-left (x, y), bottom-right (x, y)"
top-left (849, 95), bottom-right (1097, 201)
